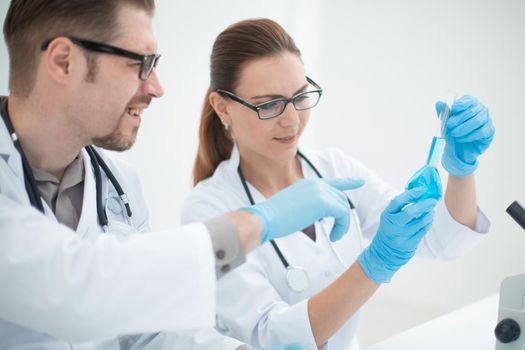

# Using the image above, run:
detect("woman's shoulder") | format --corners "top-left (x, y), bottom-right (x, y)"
top-left (181, 159), bottom-right (246, 224)
top-left (191, 159), bottom-right (240, 199)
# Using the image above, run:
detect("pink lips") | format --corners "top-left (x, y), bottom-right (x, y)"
top-left (273, 135), bottom-right (297, 144)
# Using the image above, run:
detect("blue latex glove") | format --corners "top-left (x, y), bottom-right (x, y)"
top-left (242, 178), bottom-right (365, 243)
top-left (437, 95), bottom-right (495, 177)
top-left (358, 187), bottom-right (437, 283)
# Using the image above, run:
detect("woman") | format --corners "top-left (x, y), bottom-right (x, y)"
top-left (181, 19), bottom-right (493, 350)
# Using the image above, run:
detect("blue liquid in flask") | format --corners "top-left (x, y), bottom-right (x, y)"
top-left (406, 137), bottom-right (445, 200)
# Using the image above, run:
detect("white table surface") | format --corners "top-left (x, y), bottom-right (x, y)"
top-left (366, 294), bottom-right (499, 350)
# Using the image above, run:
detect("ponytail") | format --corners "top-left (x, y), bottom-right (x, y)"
top-left (192, 88), bottom-right (233, 185)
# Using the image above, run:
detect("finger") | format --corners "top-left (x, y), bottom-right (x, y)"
top-left (435, 95), bottom-right (477, 117)
top-left (405, 207), bottom-right (435, 229)
top-left (396, 211), bottom-right (434, 239)
top-left (386, 187), bottom-right (426, 213)
top-left (329, 205), bottom-right (351, 242)
top-left (392, 199), bottom-right (436, 227)
top-left (435, 101), bottom-right (447, 117)
top-left (328, 187), bottom-right (352, 214)
top-left (408, 221), bottom-right (434, 242)
top-left (456, 121), bottom-right (495, 144)
top-left (323, 177), bottom-right (365, 191)
top-left (397, 198), bottom-right (437, 225)
top-left (446, 103), bottom-right (485, 130)
top-left (448, 109), bottom-right (488, 138)
top-left (388, 209), bottom-right (434, 238)
top-left (322, 186), bottom-right (352, 241)
top-left (451, 95), bottom-right (478, 114)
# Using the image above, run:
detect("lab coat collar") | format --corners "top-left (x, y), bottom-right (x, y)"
top-left (226, 143), bottom-right (240, 172)
top-left (0, 97), bottom-right (24, 180)
top-left (224, 144), bottom-right (319, 204)
top-left (220, 144), bottom-right (261, 203)
top-left (0, 97), bottom-right (13, 156)
top-left (0, 116), bottom-right (15, 158)
top-left (222, 144), bottom-right (249, 188)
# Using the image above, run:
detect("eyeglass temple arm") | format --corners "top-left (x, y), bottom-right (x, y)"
top-left (306, 76), bottom-right (322, 91)
top-left (217, 90), bottom-right (259, 111)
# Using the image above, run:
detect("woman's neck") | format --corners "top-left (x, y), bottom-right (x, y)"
top-left (239, 149), bottom-right (304, 198)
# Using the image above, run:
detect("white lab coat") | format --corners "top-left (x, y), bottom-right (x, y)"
top-left (181, 145), bottom-right (490, 350)
top-left (134, 328), bottom-right (245, 350)
top-left (0, 118), bottom-right (218, 349)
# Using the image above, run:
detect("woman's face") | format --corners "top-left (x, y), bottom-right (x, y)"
top-left (223, 52), bottom-right (312, 164)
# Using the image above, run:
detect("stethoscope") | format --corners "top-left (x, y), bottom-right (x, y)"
top-left (0, 98), bottom-right (133, 232)
top-left (238, 150), bottom-right (360, 293)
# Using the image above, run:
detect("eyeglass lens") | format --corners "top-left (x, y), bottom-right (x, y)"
top-left (258, 91), bottom-right (321, 119)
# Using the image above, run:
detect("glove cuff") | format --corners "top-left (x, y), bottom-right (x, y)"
top-left (240, 206), bottom-right (270, 244)
top-left (357, 245), bottom-right (396, 284)
top-left (441, 151), bottom-right (478, 177)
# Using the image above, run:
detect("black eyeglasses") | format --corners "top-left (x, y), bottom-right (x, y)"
top-left (41, 36), bottom-right (161, 81)
top-left (216, 77), bottom-right (323, 120)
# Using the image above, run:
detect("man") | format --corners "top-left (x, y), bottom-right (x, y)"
top-left (0, 0), bottom-right (361, 348)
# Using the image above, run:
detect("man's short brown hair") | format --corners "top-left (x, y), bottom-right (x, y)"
top-left (3, 0), bottom-right (155, 97)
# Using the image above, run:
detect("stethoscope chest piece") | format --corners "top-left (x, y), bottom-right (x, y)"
top-left (286, 265), bottom-right (309, 293)
top-left (106, 193), bottom-right (123, 215)
top-left (104, 192), bottom-right (134, 235)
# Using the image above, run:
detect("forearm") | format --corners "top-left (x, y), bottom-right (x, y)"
top-left (308, 261), bottom-right (379, 347)
top-left (444, 173), bottom-right (477, 229)
top-left (0, 200), bottom-right (216, 341)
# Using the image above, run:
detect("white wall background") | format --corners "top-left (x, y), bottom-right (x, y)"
top-left (1, 0), bottom-right (523, 346)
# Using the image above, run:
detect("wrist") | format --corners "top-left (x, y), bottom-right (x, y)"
top-left (358, 243), bottom-right (403, 284)
top-left (358, 247), bottom-right (389, 284)
top-left (229, 210), bottom-right (263, 252)
top-left (442, 151), bottom-right (478, 177)
top-left (240, 206), bottom-right (269, 243)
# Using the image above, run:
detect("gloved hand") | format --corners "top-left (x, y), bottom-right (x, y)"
top-left (358, 187), bottom-right (437, 283)
top-left (437, 95), bottom-right (495, 177)
top-left (242, 178), bottom-right (365, 243)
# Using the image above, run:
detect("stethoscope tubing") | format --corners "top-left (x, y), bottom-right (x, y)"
top-left (0, 98), bottom-right (132, 228)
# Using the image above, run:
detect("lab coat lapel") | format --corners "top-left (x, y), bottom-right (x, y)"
top-left (0, 110), bottom-right (24, 182)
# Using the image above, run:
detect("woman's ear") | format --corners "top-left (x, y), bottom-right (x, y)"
top-left (209, 92), bottom-right (232, 127)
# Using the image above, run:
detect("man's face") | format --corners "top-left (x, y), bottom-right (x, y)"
top-left (73, 4), bottom-right (164, 151)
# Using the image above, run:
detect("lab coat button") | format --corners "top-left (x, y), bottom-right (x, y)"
top-left (221, 264), bottom-right (231, 273)
top-left (216, 250), bottom-right (226, 260)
